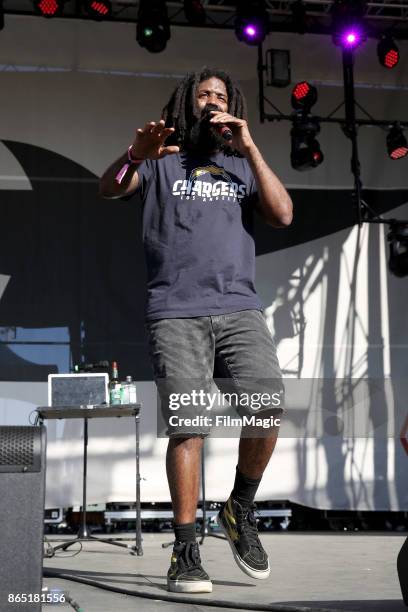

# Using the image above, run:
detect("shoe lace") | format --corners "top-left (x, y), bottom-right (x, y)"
top-left (235, 503), bottom-right (262, 550)
top-left (175, 541), bottom-right (202, 569)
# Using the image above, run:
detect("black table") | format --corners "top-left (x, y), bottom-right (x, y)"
top-left (36, 404), bottom-right (143, 556)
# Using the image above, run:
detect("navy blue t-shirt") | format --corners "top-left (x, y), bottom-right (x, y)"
top-left (135, 150), bottom-right (264, 320)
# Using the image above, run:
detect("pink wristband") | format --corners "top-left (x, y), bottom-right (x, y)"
top-left (115, 146), bottom-right (144, 185)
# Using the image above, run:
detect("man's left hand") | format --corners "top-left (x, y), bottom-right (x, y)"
top-left (209, 111), bottom-right (255, 156)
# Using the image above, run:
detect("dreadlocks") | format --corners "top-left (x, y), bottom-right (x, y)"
top-left (161, 67), bottom-right (248, 156)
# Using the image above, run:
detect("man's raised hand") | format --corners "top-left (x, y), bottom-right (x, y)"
top-left (131, 120), bottom-right (180, 160)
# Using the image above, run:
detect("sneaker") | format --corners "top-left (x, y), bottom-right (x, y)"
top-left (217, 496), bottom-right (270, 579)
top-left (167, 540), bottom-right (213, 593)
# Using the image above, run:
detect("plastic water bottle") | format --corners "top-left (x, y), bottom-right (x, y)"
top-left (120, 375), bottom-right (137, 404)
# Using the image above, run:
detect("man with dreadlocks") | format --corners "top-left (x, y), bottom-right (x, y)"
top-left (100, 67), bottom-right (292, 593)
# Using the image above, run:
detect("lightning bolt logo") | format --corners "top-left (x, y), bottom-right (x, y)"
top-left (189, 165), bottom-right (232, 184)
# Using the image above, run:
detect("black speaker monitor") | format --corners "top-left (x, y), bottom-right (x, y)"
top-left (0, 426), bottom-right (46, 612)
top-left (398, 536), bottom-right (408, 607)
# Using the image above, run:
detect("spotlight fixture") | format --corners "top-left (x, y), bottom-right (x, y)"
top-left (387, 124), bottom-right (408, 160)
top-left (266, 49), bottom-right (291, 88)
top-left (331, 0), bottom-right (367, 49)
top-left (291, 118), bottom-right (324, 171)
top-left (377, 35), bottom-right (399, 69)
top-left (83, 0), bottom-right (112, 19)
top-left (184, 0), bottom-right (206, 26)
top-left (291, 81), bottom-right (317, 114)
top-left (137, 0), bottom-right (170, 53)
top-left (235, 0), bottom-right (269, 46)
top-left (388, 222), bottom-right (408, 277)
top-left (33, 0), bottom-right (65, 17)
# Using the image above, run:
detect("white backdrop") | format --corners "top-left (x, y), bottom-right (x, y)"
top-left (1, 15), bottom-right (407, 510)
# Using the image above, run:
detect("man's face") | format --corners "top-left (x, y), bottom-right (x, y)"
top-left (186, 76), bottom-right (229, 153)
top-left (195, 77), bottom-right (229, 114)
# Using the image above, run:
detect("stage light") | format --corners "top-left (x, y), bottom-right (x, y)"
top-left (331, 0), bottom-right (367, 49)
top-left (377, 35), bottom-right (399, 69)
top-left (343, 30), bottom-right (360, 46)
top-left (266, 49), bottom-right (291, 88)
top-left (33, 0), bottom-right (65, 17)
top-left (387, 124), bottom-right (408, 160)
top-left (291, 82), bottom-right (317, 114)
top-left (291, 118), bottom-right (324, 171)
top-left (137, 0), bottom-right (170, 53)
top-left (235, 0), bottom-right (268, 46)
top-left (184, 0), bottom-right (206, 26)
top-left (388, 222), bottom-right (408, 277)
top-left (339, 26), bottom-right (365, 49)
top-left (83, 0), bottom-right (112, 19)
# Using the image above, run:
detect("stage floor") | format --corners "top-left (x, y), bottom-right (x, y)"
top-left (43, 531), bottom-right (406, 612)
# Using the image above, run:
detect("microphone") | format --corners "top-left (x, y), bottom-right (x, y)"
top-left (203, 104), bottom-right (233, 142)
top-left (214, 123), bottom-right (233, 142)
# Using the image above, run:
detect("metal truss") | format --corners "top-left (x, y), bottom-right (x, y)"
top-left (4, 1), bottom-right (408, 39)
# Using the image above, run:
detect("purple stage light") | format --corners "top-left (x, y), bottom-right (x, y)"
top-left (331, 0), bottom-right (367, 49)
top-left (341, 29), bottom-right (361, 48)
top-left (244, 24), bottom-right (257, 38)
top-left (235, 3), bottom-right (268, 47)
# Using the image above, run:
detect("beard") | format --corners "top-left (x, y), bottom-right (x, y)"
top-left (185, 104), bottom-right (226, 154)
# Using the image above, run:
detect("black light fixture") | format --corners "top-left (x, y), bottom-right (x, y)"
top-left (388, 222), bottom-right (408, 277)
top-left (82, 0), bottom-right (112, 19)
top-left (235, 0), bottom-right (269, 46)
top-left (290, 81), bottom-right (323, 170)
top-left (377, 35), bottom-right (400, 69)
top-left (291, 81), bottom-right (318, 114)
top-left (331, 0), bottom-right (367, 49)
top-left (266, 49), bottom-right (291, 88)
top-left (136, 0), bottom-right (170, 53)
top-left (291, 118), bottom-right (324, 171)
top-left (387, 123), bottom-right (408, 160)
top-left (184, 0), bottom-right (206, 26)
top-left (33, 0), bottom-right (65, 17)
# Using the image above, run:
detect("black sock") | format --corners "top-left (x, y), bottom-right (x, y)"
top-left (174, 522), bottom-right (196, 543)
top-left (231, 466), bottom-right (261, 508)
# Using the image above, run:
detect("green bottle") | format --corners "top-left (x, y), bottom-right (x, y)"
top-left (109, 361), bottom-right (121, 405)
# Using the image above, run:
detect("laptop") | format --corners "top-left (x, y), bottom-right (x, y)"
top-left (47, 373), bottom-right (109, 407)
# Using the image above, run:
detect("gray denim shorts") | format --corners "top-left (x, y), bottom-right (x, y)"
top-left (145, 309), bottom-right (284, 438)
